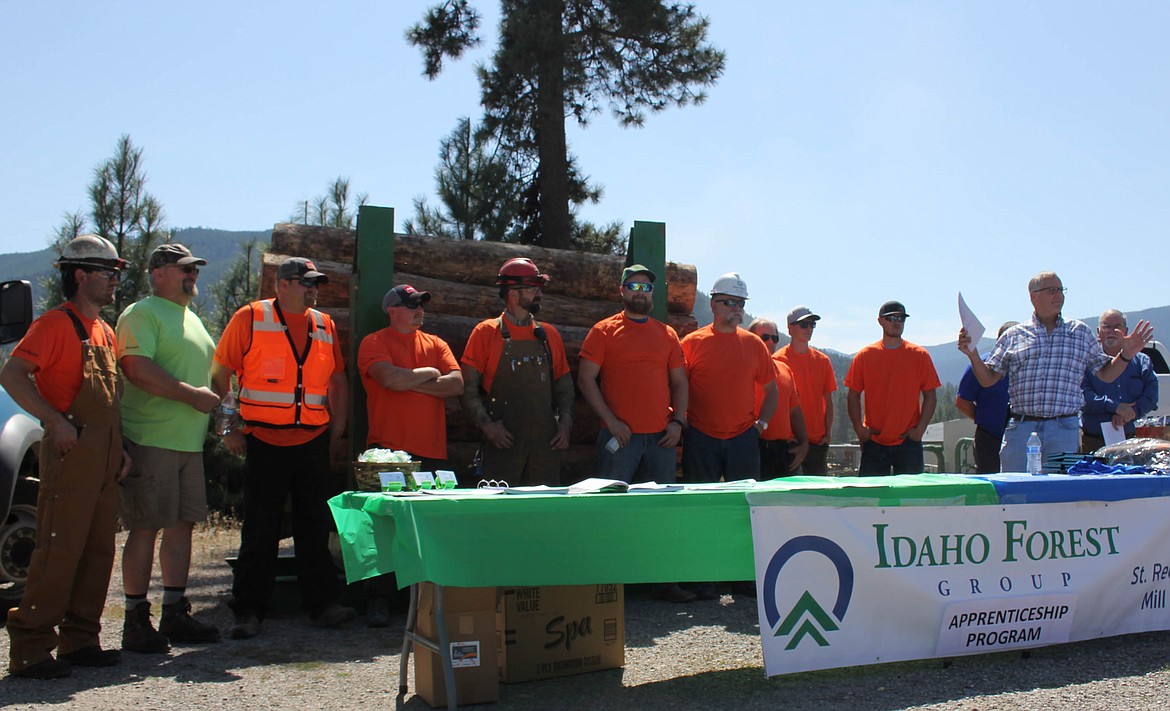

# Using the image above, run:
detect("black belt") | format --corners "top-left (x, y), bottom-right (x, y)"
top-left (1019, 413), bottom-right (1078, 422)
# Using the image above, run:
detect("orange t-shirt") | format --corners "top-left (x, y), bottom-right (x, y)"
top-left (774, 345), bottom-right (838, 443)
top-left (460, 315), bottom-right (570, 393)
top-left (843, 340), bottom-right (941, 446)
top-left (757, 359), bottom-right (800, 441)
top-left (214, 302), bottom-right (344, 447)
top-left (681, 325), bottom-right (776, 440)
top-left (358, 327), bottom-right (460, 459)
top-left (10, 303), bottom-right (116, 413)
top-left (579, 312), bottom-right (684, 433)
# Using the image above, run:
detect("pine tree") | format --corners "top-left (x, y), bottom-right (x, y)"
top-left (407, 0), bottom-right (724, 250)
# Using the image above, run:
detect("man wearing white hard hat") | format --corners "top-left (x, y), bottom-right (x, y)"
top-left (2, 235), bottom-right (130, 678)
top-left (680, 273), bottom-right (778, 483)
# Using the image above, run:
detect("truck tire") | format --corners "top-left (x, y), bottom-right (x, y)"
top-left (0, 479), bottom-right (37, 614)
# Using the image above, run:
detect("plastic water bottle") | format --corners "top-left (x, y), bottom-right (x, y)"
top-left (214, 391), bottom-right (238, 436)
top-left (1026, 432), bottom-right (1042, 476)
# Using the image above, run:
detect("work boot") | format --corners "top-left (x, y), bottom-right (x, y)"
top-left (366, 596), bottom-right (392, 629)
top-left (122, 602), bottom-right (170, 654)
top-left (161, 598), bottom-right (222, 644)
top-left (229, 612), bottom-right (262, 640)
top-left (310, 602), bottom-right (357, 628)
top-left (60, 646), bottom-right (121, 667)
top-left (11, 657), bottom-right (71, 679)
top-left (652, 583), bottom-right (698, 604)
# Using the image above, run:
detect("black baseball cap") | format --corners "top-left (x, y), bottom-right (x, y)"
top-left (878, 300), bottom-right (908, 318)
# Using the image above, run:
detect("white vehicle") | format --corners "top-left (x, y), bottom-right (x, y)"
top-left (0, 280), bottom-right (36, 612)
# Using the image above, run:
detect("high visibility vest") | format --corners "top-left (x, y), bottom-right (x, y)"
top-left (238, 299), bottom-right (336, 429)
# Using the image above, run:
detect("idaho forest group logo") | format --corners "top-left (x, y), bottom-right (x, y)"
top-left (763, 536), bottom-right (855, 650)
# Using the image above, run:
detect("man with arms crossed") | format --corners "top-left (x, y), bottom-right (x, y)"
top-left (358, 283), bottom-right (463, 625)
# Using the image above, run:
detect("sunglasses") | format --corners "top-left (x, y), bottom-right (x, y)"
top-left (624, 282), bottom-right (653, 293)
top-left (758, 334), bottom-right (780, 343)
top-left (82, 266), bottom-right (120, 279)
top-left (1030, 286), bottom-right (1067, 296)
top-left (171, 264), bottom-right (200, 275)
top-left (714, 298), bottom-right (746, 309)
top-left (882, 314), bottom-right (907, 323)
top-left (795, 321), bottom-right (816, 329)
top-left (298, 278), bottom-right (322, 288)
top-left (394, 301), bottom-right (423, 310)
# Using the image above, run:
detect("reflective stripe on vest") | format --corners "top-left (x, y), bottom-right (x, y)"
top-left (238, 299), bottom-right (335, 428)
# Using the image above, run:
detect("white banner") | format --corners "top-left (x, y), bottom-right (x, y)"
top-left (748, 497), bottom-right (1170, 676)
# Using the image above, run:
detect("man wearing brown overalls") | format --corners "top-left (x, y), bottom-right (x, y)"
top-left (2, 234), bottom-right (130, 679)
top-left (461, 258), bottom-right (574, 486)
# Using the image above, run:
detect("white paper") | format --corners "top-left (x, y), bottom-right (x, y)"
top-left (958, 292), bottom-right (985, 353)
top-left (1102, 421), bottom-right (1126, 447)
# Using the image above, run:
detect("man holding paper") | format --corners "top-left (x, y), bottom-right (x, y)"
top-left (1080, 309), bottom-right (1158, 453)
top-left (957, 272), bottom-right (1153, 472)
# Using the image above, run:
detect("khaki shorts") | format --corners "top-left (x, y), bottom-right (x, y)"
top-left (118, 442), bottom-right (208, 530)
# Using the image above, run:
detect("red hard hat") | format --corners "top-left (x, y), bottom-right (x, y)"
top-left (496, 257), bottom-right (550, 287)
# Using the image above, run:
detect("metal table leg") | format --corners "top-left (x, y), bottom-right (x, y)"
top-left (399, 582), bottom-right (460, 709)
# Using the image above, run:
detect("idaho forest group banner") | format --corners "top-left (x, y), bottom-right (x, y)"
top-left (746, 495), bottom-right (1170, 676)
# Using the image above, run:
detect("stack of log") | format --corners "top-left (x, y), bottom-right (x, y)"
top-left (259, 222), bottom-right (698, 483)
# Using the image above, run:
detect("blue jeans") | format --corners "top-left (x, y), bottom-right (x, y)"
top-left (858, 438), bottom-right (924, 476)
top-left (1000, 415), bottom-right (1080, 473)
top-left (682, 426), bottom-right (760, 482)
top-left (595, 430), bottom-right (678, 484)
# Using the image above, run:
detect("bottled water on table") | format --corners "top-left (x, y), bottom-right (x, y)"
top-left (1026, 431), bottom-right (1043, 476)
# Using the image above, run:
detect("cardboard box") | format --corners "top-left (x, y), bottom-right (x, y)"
top-left (497, 584), bottom-right (625, 683)
top-left (414, 583), bottom-right (499, 707)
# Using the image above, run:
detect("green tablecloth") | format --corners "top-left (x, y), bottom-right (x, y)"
top-left (328, 474), bottom-right (1000, 588)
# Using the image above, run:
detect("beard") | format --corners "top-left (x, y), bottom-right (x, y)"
top-left (624, 295), bottom-right (652, 316)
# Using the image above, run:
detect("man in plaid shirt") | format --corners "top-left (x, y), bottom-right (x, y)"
top-left (957, 271), bottom-right (1152, 472)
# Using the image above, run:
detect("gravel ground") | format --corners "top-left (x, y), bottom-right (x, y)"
top-left (3, 524), bottom-right (1170, 710)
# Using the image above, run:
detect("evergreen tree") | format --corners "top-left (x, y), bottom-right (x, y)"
top-left (39, 136), bottom-right (166, 323)
top-left (208, 240), bottom-right (265, 339)
top-left (407, 0), bottom-right (725, 250)
top-left (404, 117), bottom-right (522, 242)
top-left (291, 176), bottom-right (369, 229)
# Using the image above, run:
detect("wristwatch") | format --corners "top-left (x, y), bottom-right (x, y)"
top-left (755, 419), bottom-right (768, 432)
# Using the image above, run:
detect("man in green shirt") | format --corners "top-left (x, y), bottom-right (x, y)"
top-left (116, 243), bottom-right (221, 653)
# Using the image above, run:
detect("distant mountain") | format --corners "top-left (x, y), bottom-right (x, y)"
top-left (0, 228), bottom-right (268, 313)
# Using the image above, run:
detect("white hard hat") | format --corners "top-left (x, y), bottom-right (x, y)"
top-left (55, 234), bottom-right (127, 270)
top-left (709, 272), bottom-right (749, 299)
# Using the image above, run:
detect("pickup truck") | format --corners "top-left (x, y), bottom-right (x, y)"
top-left (0, 280), bottom-right (37, 612)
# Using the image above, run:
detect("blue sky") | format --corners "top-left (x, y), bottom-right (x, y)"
top-left (2, 1), bottom-right (1167, 352)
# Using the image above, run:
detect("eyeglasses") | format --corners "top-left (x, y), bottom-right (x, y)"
top-left (624, 282), bottom-right (653, 293)
top-left (714, 298), bottom-right (746, 309)
top-left (1031, 286), bottom-right (1068, 296)
top-left (393, 301), bottom-right (423, 310)
top-left (757, 333), bottom-right (780, 343)
top-left (169, 264), bottom-right (200, 275)
top-left (795, 321), bottom-right (817, 330)
top-left (298, 278), bottom-right (322, 288)
top-left (882, 314), bottom-right (907, 323)
top-left (82, 266), bottom-right (119, 280)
